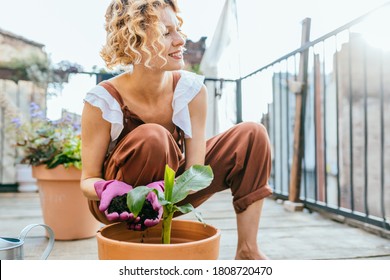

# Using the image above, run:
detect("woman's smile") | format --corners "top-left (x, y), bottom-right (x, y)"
top-left (168, 50), bottom-right (183, 59)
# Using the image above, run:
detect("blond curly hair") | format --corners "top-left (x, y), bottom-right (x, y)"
top-left (101, 0), bottom-right (184, 69)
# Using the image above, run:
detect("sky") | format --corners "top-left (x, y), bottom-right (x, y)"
top-left (0, 0), bottom-right (389, 118)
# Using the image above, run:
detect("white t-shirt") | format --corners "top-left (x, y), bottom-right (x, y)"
top-left (84, 70), bottom-right (205, 142)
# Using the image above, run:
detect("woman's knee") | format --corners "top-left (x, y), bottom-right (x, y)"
top-left (105, 124), bottom-right (182, 184)
top-left (234, 122), bottom-right (270, 145)
top-left (133, 123), bottom-right (170, 139)
top-left (112, 124), bottom-right (176, 164)
top-left (129, 124), bottom-right (173, 150)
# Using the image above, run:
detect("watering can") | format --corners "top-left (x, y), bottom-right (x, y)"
top-left (0, 224), bottom-right (55, 260)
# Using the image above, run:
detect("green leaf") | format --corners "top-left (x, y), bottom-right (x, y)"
top-left (164, 164), bottom-right (175, 202)
top-left (157, 191), bottom-right (170, 206)
top-left (171, 165), bottom-right (214, 204)
top-left (194, 210), bottom-right (205, 224)
top-left (174, 203), bottom-right (195, 214)
top-left (174, 204), bottom-right (205, 224)
top-left (126, 186), bottom-right (152, 217)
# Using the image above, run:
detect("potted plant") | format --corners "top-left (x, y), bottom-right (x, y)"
top-left (96, 165), bottom-right (221, 260)
top-left (10, 103), bottom-right (101, 240)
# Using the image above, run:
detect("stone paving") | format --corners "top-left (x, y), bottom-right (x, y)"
top-left (1, 190), bottom-right (389, 260)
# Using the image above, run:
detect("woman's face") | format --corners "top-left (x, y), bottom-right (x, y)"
top-left (140, 6), bottom-right (185, 70)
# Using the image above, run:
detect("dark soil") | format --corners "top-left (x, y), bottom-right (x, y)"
top-left (126, 200), bottom-right (159, 231)
top-left (139, 200), bottom-right (158, 221)
top-left (107, 194), bottom-right (129, 214)
top-left (107, 194), bottom-right (159, 230)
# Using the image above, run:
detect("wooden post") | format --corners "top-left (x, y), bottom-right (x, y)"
top-left (285, 18), bottom-right (311, 211)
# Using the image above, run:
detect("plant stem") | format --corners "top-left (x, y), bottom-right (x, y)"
top-left (162, 206), bottom-right (174, 244)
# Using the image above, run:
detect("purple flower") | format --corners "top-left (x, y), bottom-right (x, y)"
top-left (11, 118), bottom-right (22, 128)
top-left (31, 111), bottom-right (45, 119)
top-left (29, 102), bottom-right (40, 112)
top-left (72, 123), bottom-right (81, 131)
top-left (63, 114), bottom-right (72, 123)
top-left (29, 102), bottom-right (45, 119)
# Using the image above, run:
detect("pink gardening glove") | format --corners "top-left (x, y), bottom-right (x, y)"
top-left (94, 180), bottom-right (133, 222)
top-left (144, 180), bottom-right (164, 227)
top-left (145, 180), bottom-right (164, 192)
top-left (127, 180), bottom-right (164, 231)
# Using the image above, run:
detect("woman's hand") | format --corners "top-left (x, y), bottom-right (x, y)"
top-left (94, 180), bottom-right (133, 221)
top-left (127, 180), bottom-right (164, 230)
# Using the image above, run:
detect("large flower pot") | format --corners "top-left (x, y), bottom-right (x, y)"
top-left (97, 220), bottom-right (221, 260)
top-left (32, 165), bottom-right (101, 240)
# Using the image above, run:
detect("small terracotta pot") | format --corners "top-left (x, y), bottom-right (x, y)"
top-left (97, 220), bottom-right (221, 260)
top-left (32, 165), bottom-right (101, 240)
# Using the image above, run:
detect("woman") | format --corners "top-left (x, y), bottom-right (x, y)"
top-left (81, 0), bottom-right (272, 259)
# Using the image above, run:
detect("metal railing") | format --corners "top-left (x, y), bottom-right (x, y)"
top-left (232, 2), bottom-right (390, 231)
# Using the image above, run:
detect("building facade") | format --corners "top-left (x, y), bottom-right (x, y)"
top-left (0, 28), bottom-right (47, 189)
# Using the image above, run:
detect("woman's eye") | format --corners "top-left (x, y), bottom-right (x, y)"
top-left (163, 27), bottom-right (181, 37)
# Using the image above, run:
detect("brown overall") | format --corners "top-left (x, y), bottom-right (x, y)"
top-left (88, 73), bottom-right (273, 224)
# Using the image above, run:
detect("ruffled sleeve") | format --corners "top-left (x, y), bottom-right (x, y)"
top-left (84, 85), bottom-right (123, 141)
top-left (172, 70), bottom-right (205, 138)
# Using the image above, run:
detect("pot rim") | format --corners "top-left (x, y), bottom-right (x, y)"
top-left (96, 220), bottom-right (221, 248)
top-left (32, 165), bottom-right (81, 181)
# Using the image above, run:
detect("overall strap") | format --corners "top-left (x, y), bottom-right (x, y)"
top-left (99, 81), bottom-right (125, 107)
top-left (98, 80), bottom-right (140, 148)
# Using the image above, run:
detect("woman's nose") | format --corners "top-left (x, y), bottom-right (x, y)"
top-left (172, 32), bottom-right (185, 47)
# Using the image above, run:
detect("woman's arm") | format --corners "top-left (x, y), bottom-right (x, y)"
top-left (184, 84), bottom-right (208, 169)
top-left (80, 102), bottom-right (112, 200)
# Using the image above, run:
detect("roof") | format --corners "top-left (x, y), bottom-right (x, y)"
top-left (0, 27), bottom-right (45, 48)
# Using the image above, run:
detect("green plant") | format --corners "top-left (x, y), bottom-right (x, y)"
top-left (10, 102), bottom-right (81, 169)
top-left (0, 56), bottom-right (83, 90)
top-left (127, 164), bottom-right (214, 244)
top-left (189, 63), bottom-right (202, 74)
top-left (0, 55), bottom-right (49, 84)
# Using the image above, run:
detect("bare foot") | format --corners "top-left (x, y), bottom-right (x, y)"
top-left (235, 249), bottom-right (269, 260)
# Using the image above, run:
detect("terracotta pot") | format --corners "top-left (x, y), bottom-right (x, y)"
top-left (97, 220), bottom-right (221, 260)
top-left (32, 165), bottom-right (101, 240)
